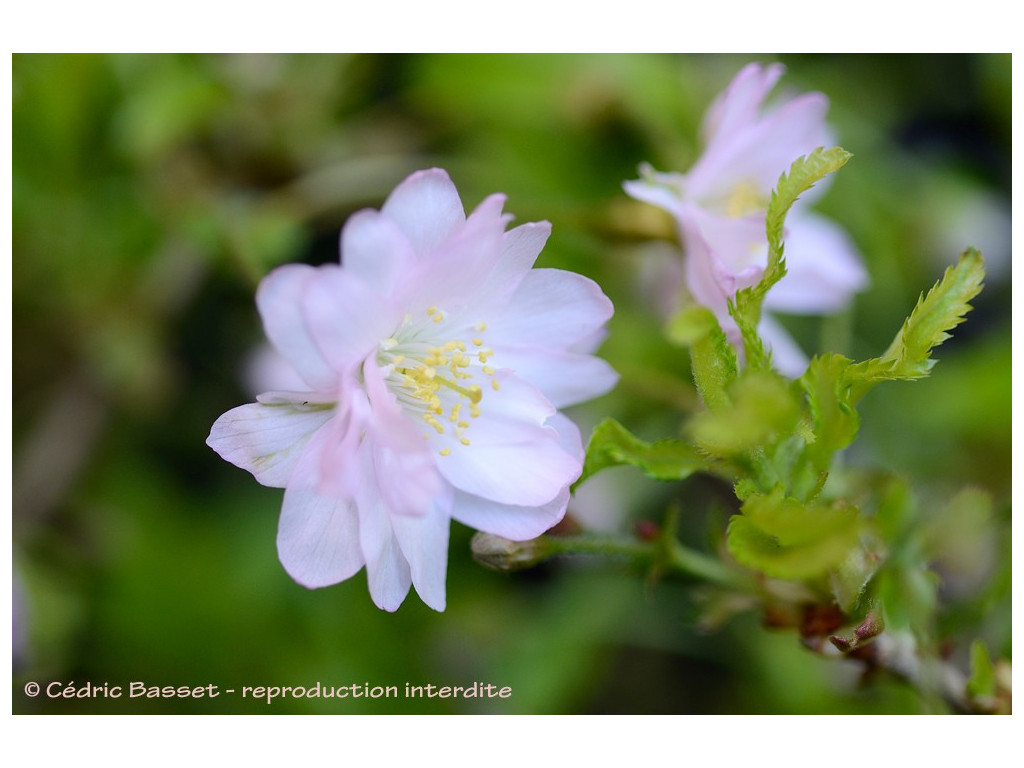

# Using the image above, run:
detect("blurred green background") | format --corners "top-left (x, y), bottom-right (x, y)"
top-left (12, 53), bottom-right (1011, 714)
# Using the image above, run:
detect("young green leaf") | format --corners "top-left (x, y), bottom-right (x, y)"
top-left (796, 353), bottom-right (860, 487)
top-left (730, 147), bottom-right (853, 370)
top-left (726, 487), bottom-right (862, 580)
top-left (846, 249), bottom-right (985, 401)
top-left (577, 418), bottom-right (709, 487)
top-left (666, 305), bottom-right (737, 411)
top-left (689, 370), bottom-right (799, 457)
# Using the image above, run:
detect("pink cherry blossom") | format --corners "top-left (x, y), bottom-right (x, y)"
top-left (624, 62), bottom-right (868, 376)
top-left (208, 169), bottom-right (616, 611)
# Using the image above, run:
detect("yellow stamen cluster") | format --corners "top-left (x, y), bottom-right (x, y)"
top-left (378, 309), bottom-right (500, 456)
top-left (724, 179), bottom-right (766, 219)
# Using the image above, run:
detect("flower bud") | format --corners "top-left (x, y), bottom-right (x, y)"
top-left (470, 532), bottom-right (549, 572)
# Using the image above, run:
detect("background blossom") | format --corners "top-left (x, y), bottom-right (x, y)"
top-left (625, 62), bottom-right (869, 375)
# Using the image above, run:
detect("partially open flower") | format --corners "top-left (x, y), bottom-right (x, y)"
top-left (208, 169), bottom-right (616, 611)
top-left (625, 62), bottom-right (868, 376)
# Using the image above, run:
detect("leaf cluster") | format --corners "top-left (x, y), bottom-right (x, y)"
top-left (582, 149), bottom-right (988, 632)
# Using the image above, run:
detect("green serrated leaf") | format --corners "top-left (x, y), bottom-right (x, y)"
top-left (799, 353), bottom-right (860, 474)
top-left (666, 305), bottom-right (737, 411)
top-left (765, 147), bottom-right (853, 264)
top-left (730, 147), bottom-right (852, 370)
top-left (726, 488), bottom-right (862, 580)
top-left (966, 639), bottom-right (996, 699)
top-left (577, 418), bottom-right (708, 487)
top-left (689, 370), bottom-right (799, 457)
top-left (846, 249), bottom-right (985, 400)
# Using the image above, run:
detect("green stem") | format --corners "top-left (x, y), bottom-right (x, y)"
top-left (665, 539), bottom-right (753, 591)
top-left (534, 532), bottom-right (753, 592)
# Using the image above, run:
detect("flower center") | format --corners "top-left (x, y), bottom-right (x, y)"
top-left (377, 307), bottom-right (500, 456)
top-left (724, 179), bottom-right (766, 218)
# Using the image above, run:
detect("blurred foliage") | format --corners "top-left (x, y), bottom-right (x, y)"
top-left (12, 53), bottom-right (1010, 714)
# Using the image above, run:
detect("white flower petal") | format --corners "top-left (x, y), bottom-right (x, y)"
top-left (545, 411), bottom-right (586, 462)
top-left (355, 453), bottom-right (414, 612)
top-left (759, 314), bottom-right (810, 378)
top-left (448, 414), bottom-right (578, 540)
top-left (500, 221), bottom-right (552, 277)
top-left (365, 532), bottom-right (413, 612)
top-left (491, 346), bottom-right (619, 408)
top-left (461, 221), bottom-right (552, 315)
top-left (381, 168), bottom-right (465, 258)
top-left (256, 264), bottom-right (339, 390)
top-left (244, 345), bottom-right (310, 396)
top-left (391, 497), bottom-right (451, 612)
top-left (437, 438), bottom-right (578, 507)
top-left (449, 372), bottom-right (556, 444)
top-left (622, 175), bottom-right (685, 215)
top-left (277, 482), bottom-right (363, 589)
top-left (452, 486), bottom-right (569, 541)
top-left (435, 384), bottom-right (581, 507)
top-left (764, 212), bottom-right (869, 314)
top-left (207, 398), bottom-right (334, 488)
top-left (487, 268), bottom-right (614, 350)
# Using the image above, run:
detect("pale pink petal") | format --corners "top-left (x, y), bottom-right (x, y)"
top-left (545, 411), bottom-right (586, 462)
top-left (354, 451), bottom-right (414, 612)
top-left (764, 212), bottom-right (868, 314)
top-left (256, 264), bottom-right (338, 390)
top-left (499, 221), bottom-right (552, 279)
top-left (391, 495), bottom-right (452, 612)
top-left (301, 266), bottom-right (399, 372)
top-left (493, 345), bottom-right (619, 408)
top-left (679, 219), bottom-right (731, 316)
top-left (380, 447), bottom-right (442, 518)
top-left (206, 397), bottom-right (334, 488)
top-left (622, 173), bottom-right (686, 214)
top-left (244, 345), bottom-right (310, 396)
top-left (381, 168), bottom-right (465, 258)
top-left (436, 384), bottom-right (581, 507)
top-left (441, 371), bottom-right (556, 446)
top-left (448, 413), bottom-right (579, 539)
top-left (277, 443), bottom-right (364, 588)
top-left (364, 530), bottom-right (413, 612)
top-left (685, 211), bottom-right (766, 293)
top-left (570, 326), bottom-right (610, 356)
top-left (398, 193), bottom-right (510, 318)
top-left (339, 208), bottom-right (417, 297)
top-left (701, 62), bottom-right (785, 146)
top-left (437, 436), bottom-right (578, 507)
top-left (461, 221), bottom-right (553, 315)
top-left (451, 486), bottom-right (569, 541)
top-left (692, 94), bottom-right (830, 201)
top-left (487, 269), bottom-right (614, 350)
top-left (310, 386), bottom-right (370, 499)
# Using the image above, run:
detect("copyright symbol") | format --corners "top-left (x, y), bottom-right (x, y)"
top-left (24, 682), bottom-right (40, 697)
